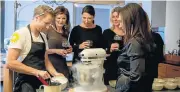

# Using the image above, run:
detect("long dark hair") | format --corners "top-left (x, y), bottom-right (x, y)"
top-left (82, 5), bottom-right (95, 24)
top-left (120, 3), bottom-right (153, 44)
top-left (54, 6), bottom-right (70, 38)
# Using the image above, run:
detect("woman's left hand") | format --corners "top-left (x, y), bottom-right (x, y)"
top-left (66, 46), bottom-right (73, 54)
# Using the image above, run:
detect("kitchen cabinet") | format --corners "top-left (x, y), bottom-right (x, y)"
top-left (158, 63), bottom-right (180, 78)
top-left (158, 55), bottom-right (180, 78)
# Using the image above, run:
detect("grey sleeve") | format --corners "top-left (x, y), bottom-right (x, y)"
top-left (126, 40), bottom-right (145, 81)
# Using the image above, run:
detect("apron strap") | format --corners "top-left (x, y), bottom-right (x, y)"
top-left (27, 24), bottom-right (45, 43)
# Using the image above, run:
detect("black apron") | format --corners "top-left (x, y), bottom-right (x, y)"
top-left (14, 25), bottom-right (46, 92)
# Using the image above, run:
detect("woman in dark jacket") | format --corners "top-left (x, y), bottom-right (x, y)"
top-left (115, 3), bottom-right (156, 92)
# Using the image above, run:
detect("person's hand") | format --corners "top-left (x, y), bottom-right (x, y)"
top-left (66, 46), bottom-right (73, 54)
top-left (37, 70), bottom-right (51, 79)
top-left (79, 42), bottom-right (89, 49)
top-left (110, 43), bottom-right (119, 52)
top-left (53, 72), bottom-right (65, 77)
top-left (55, 49), bottom-right (67, 57)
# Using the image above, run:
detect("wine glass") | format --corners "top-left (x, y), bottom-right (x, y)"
top-left (62, 40), bottom-right (71, 50)
top-left (113, 35), bottom-right (122, 51)
top-left (114, 34), bottom-right (122, 41)
top-left (85, 40), bottom-right (93, 49)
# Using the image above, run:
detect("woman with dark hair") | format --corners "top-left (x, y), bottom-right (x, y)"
top-left (115, 3), bottom-right (156, 92)
top-left (103, 6), bottom-right (124, 85)
top-left (69, 5), bottom-right (103, 64)
top-left (46, 6), bottom-right (72, 79)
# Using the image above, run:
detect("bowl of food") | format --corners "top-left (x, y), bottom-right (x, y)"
top-left (164, 82), bottom-right (177, 90)
top-left (164, 78), bottom-right (177, 83)
top-left (152, 83), bottom-right (164, 91)
top-left (177, 82), bottom-right (180, 88)
top-left (109, 80), bottom-right (116, 88)
top-left (51, 76), bottom-right (68, 90)
top-left (154, 78), bottom-right (166, 84)
top-left (175, 77), bottom-right (180, 82)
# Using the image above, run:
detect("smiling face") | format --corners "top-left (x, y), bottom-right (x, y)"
top-left (55, 13), bottom-right (67, 27)
top-left (111, 12), bottom-right (120, 27)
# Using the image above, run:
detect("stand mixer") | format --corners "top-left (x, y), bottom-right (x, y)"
top-left (72, 48), bottom-right (107, 92)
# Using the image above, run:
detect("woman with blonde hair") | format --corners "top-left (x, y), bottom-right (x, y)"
top-left (103, 6), bottom-right (124, 85)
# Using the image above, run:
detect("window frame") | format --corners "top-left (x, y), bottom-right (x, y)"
top-left (1, 1), bottom-right (5, 49)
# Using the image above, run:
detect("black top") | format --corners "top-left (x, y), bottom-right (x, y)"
top-left (69, 25), bottom-right (103, 64)
top-left (103, 28), bottom-right (124, 53)
top-left (46, 29), bottom-right (69, 78)
top-left (102, 28), bottom-right (124, 84)
top-left (152, 32), bottom-right (164, 62)
top-left (151, 32), bottom-right (164, 78)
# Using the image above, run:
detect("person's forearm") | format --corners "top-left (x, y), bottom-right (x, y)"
top-left (46, 49), bottom-right (57, 54)
top-left (45, 52), bottom-right (57, 76)
top-left (6, 60), bottom-right (39, 76)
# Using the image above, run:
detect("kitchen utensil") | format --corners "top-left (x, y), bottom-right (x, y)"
top-left (37, 76), bottom-right (49, 86)
top-left (38, 84), bottom-right (61, 92)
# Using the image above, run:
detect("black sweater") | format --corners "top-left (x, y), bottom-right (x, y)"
top-left (69, 25), bottom-right (104, 64)
top-left (103, 28), bottom-right (124, 84)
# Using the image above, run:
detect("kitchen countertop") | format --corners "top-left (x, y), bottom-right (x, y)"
top-left (63, 87), bottom-right (180, 92)
top-left (153, 89), bottom-right (180, 92)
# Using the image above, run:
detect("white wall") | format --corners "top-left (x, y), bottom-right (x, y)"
top-left (4, 1), bottom-right (15, 38)
top-left (151, 1), bottom-right (166, 27)
top-left (165, 1), bottom-right (180, 53)
top-left (142, 1), bottom-right (152, 24)
top-left (4, 1), bottom-right (74, 38)
top-left (125, 1), bottom-right (152, 24)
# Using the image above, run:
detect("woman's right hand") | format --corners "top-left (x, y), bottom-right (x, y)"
top-left (37, 70), bottom-right (51, 79)
top-left (79, 42), bottom-right (90, 49)
top-left (110, 43), bottom-right (119, 52)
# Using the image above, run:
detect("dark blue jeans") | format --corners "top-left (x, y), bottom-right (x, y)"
top-left (115, 74), bottom-right (152, 92)
top-left (115, 74), bottom-right (130, 92)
